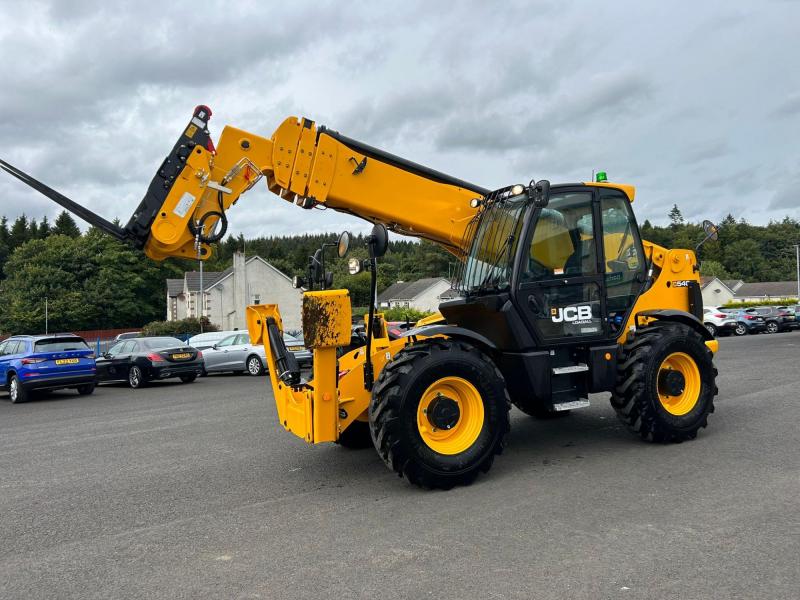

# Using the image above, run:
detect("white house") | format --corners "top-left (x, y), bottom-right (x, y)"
top-left (700, 277), bottom-right (742, 307)
top-left (166, 252), bottom-right (303, 332)
top-left (378, 277), bottom-right (453, 312)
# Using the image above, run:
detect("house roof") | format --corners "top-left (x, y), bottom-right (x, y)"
top-left (166, 279), bottom-right (184, 297)
top-left (722, 279), bottom-right (744, 292)
top-left (378, 277), bottom-right (448, 302)
top-left (184, 271), bottom-right (224, 292)
top-left (439, 288), bottom-right (461, 299)
top-left (205, 255), bottom-right (293, 290)
top-left (734, 281), bottom-right (799, 298)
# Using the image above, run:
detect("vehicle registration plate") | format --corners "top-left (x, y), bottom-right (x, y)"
top-left (172, 353), bottom-right (191, 360)
top-left (55, 358), bottom-right (80, 365)
top-left (288, 346), bottom-right (304, 351)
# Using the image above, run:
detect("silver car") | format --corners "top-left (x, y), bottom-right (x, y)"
top-left (202, 332), bottom-right (312, 376)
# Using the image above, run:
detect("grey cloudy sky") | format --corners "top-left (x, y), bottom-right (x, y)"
top-left (1, 0), bottom-right (799, 240)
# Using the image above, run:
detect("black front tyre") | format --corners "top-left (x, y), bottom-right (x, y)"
top-left (76, 383), bottom-right (95, 396)
top-left (369, 339), bottom-right (510, 489)
top-left (8, 374), bottom-right (28, 404)
top-left (611, 322), bottom-right (717, 443)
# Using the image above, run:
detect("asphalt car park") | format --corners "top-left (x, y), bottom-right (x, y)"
top-left (1, 334), bottom-right (798, 599)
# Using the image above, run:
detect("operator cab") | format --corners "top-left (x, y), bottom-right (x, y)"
top-left (446, 181), bottom-right (647, 349)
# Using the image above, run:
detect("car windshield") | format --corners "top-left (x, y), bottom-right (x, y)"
top-left (34, 338), bottom-right (89, 352)
top-left (143, 337), bottom-right (184, 349)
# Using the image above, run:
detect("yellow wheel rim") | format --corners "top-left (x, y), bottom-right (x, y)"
top-left (657, 352), bottom-right (701, 416)
top-left (416, 376), bottom-right (484, 455)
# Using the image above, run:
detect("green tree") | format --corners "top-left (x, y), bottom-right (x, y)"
top-left (699, 260), bottom-right (731, 279)
top-left (668, 204), bottom-right (684, 229)
top-left (51, 210), bottom-right (81, 237)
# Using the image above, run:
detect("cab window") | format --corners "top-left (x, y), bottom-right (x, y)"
top-left (523, 192), bottom-right (596, 281)
top-left (599, 189), bottom-right (646, 323)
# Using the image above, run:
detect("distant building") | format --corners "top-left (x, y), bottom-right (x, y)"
top-left (700, 277), bottom-right (743, 306)
top-left (378, 277), bottom-right (453, 312)
top-left (166, 252), bottom-right (302, 332)
top-left (732, 281), bottom-right (799, 303)
top-left (700, 276), bottom-right (798, 305)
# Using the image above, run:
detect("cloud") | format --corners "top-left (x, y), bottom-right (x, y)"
top-left (1, 0), bottom-right (799, 238)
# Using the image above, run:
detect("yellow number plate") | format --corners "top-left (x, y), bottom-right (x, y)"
top-left (172, 353), bottom-right (191, 360)
top-left (287, 346), bottom-right (304, 351)
top-left (55, 358), bottom-right (80, 365)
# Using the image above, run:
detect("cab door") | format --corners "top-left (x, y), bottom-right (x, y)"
top-left (514, 186), bottom-right (646, 344)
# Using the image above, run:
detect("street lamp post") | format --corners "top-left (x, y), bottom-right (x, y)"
top-left (45, 296), bottom-right (48, 334)
top-left (794, 244), bottom-right (799, 301)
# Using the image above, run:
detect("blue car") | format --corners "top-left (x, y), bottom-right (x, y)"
top-left (0, 334), bottom-right (97, 403)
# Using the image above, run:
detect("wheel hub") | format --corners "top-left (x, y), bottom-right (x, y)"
top-left (658, 369), bottom-right (686, 397)
top-left (426, 393), bottom-right (461, 430)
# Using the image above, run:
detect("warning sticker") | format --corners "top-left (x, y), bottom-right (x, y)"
top-left (173, 192), bottom-right (195, 218)
top-left (185, 124), bottom-right (198, 138)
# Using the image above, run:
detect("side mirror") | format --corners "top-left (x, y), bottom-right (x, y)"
top-left (337, 231), bottom-right (351, 258)
top-left (702, 220), bottom-right (719, 241)
top-left (368, 223), bottom-right (389, 259)
top-left (212, 343), bottom-right (218, 350)
top-left (531, 180), bottom-right (550, 208)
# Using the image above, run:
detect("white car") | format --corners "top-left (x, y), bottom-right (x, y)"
top-left (702, 306), bottom-right (738, 337)
top-left (188, 330), bottom-right (241, 351)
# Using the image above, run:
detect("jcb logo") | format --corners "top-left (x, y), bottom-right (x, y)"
top-left (551, 305), bottom-right (593, 323)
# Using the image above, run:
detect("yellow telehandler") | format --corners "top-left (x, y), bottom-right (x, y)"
top-left (1, 105), bottom-right (718, 488)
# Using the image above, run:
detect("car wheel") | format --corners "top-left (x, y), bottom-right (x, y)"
top-left (704, 323), bottom-right (717, 337)
top-left (246, 355), bottom-right (264, 376)
top-left (128, 365), bottom-right (145, 389)
top-left (76, 383), bottom-right (95, 396)
top-left (734, 323), bottom-right (747, 336)
top-left (8, 374), bottom-right (29, 404)
top-left (766, 321), bottom-right (779, 334)
top-left (180, 374), bottom-right (197, 383)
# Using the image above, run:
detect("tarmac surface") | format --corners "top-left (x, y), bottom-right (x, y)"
top-left (1, 333), bottom-right (799, 599)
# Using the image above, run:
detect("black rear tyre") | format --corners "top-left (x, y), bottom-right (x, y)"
top-left (611, 323), bottom-right (717, 443)
top-left (76, 383), bottom-right (95, 395)
top-left (246, 355), bottom-right (264, 376)
top-left (369, 339), bottom-right (510, 489)
top-left (180, 374), bottom-right (197, 383)
top-left (128, 365), bottom-right (146, 389)
top-left (734, 323), bottom-right (747, 336)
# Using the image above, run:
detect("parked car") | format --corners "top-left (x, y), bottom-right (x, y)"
top-left (96, 336), bottom-right (203, 388)
top-left (187, 330), bottom-right (240, 351)
top-left (723, 308), bottom-right (768, 336)
top-left (202, 332), bottom-right (312, 376)
top-left (114, 331), bottom-right (140, 341)
top-left (702, 307), bottom-right (738, 337)
top-left (0, 334), bottom-right (96, 403)
top-left (751, 306), bottom-right (798, 333)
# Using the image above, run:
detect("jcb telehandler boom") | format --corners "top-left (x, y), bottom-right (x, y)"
top-left (1, 105), bottom-right (718, 489)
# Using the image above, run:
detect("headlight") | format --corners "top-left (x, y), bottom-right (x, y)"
top-left (348, 257), bottom-right (363, 275)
